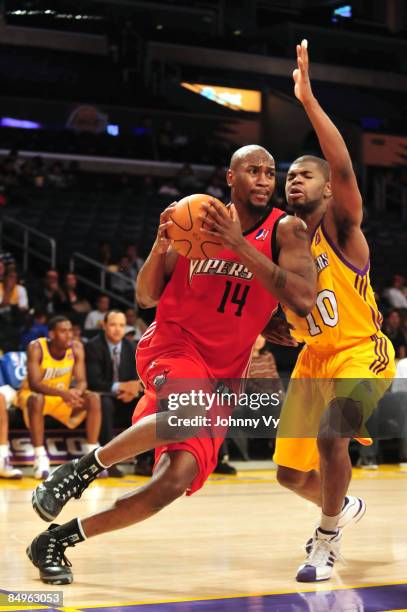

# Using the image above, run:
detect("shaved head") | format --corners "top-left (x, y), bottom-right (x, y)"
top-left (230, 145), bottom-right (274, 170)
top-left (291, 155), bottom-right (330, 181)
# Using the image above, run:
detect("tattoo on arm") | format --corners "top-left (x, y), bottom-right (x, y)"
top-left (271, 265), bottom-right (287, 288)
top-left (276, 269), bottom-right (287, 288)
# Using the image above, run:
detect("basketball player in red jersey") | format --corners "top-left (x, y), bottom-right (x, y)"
top-left (28, 145), bottom-right (317, 585)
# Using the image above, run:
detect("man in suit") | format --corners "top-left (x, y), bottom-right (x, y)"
top-left (85, 309), bottom-right (142, 477)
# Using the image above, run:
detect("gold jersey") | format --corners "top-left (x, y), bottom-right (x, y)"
top-left (20, 337), bottom-right (75, 392)
top-left (285, 220), bottom-right (382, 352)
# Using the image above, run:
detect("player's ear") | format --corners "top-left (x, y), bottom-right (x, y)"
top-left (323, 181), bottom-right (332, 199)
top-left (226, 168), bottom-right (233, 188)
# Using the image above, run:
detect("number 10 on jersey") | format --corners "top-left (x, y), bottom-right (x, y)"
top-left (306, 289), bottom-right (338, 336)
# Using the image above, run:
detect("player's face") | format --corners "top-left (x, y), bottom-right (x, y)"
top-left (285, 162), bottom-right (330, 213)
top-left (50, 321), bottom-right (73, 350)
top-left (228, 153), bottom-right (275, 209)
top-left (104, 312), bottom-right (126, 344)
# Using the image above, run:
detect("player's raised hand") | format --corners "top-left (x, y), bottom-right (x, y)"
top-left (293, 39), bottom-right (314, 106)
top-left (153, 202), bottom-right (176, 255)
top-left (199, 200), bottom-right (244, 251)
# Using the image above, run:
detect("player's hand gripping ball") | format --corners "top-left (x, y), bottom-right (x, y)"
top-left (167, 193), bottom-right (227, 259)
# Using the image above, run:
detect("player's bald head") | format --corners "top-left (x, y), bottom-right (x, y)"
top-left (229, 145), bottom-right (274, 171)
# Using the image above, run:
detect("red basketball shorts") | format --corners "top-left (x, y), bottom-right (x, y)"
top-left (132, 354), bottom-right (226, 495)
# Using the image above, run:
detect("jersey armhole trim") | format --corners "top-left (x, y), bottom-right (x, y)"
top-left (321, 220), bottom-right (370, 276)
top-left (271, 213), bottom-right (287, 265)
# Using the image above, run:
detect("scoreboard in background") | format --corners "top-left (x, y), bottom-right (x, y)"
top-left (181, 82), bottom-right (261, 113)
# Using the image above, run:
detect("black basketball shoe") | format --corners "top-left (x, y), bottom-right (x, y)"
top-left (32, 450), bottom-right (103, 522)
top-left (26, 524), bottom-right (75, 585)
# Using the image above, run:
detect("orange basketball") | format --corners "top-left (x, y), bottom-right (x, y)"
top-left (167, 193), bottom-right (226, 259)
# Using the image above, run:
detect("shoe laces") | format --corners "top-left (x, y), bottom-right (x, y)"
top-left (52, 473), bottom-right (82, 501)
top-left (44, 536), bottom-right (72, 568)
top-left (307, 535), bottom-right (340, 566)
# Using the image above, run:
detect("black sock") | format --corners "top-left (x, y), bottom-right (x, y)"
top-left (52, 519), bottom-right (85, 547)
top-left (77, 449), bottom-right (104, 482)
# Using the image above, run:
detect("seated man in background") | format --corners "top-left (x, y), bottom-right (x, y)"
top-left (85, 309), bottom-right (142, 477)
top-left (17, 316), bottom-right (101, 479)
top-left (84, 294), bottom-right (110, 330)
top-left (0, 386), bottom-right (22, 479)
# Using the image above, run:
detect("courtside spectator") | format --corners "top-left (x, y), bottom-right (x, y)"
top-left (110, 256), bottom-right (135, 300)
top-left (383, 309), bottom-right (406, 359)
top-left (158, 179), bottom-right (180, 197)
top-left (47, 161), bottom-right (67, 189)
top-left (35, 269), bottom-right (66, 315)
top-left (0, 268), bottom-right (29, 312)
top-left (0, 387), bottom-right (22, 479)
top-left (61, 272), bottom-right (91, 318)
top-left (84, 294), bottom-right (110, 330)
top-left (85, 310), bottom-right (142, 476)
top-left (20, 308), bottom-right (48, 350)
top-left (124, 307), bottom-right (147, 342)
top-left (383, 274), bottom-right (407, 309)
top-left (124, 244), bottom-right (145, 278)
top-left (16, 316), bottom-right (101, 479)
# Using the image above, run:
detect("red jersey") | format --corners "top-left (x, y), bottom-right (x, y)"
top-left (137, 206), bottom-right (286, 380)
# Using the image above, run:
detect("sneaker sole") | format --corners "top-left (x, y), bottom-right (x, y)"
top-left (26, 545), bottom-right (73, 585)
top-left (296, 573), bottom-right (332, 583)
top-left (32, 490), bottom-right (55, 522)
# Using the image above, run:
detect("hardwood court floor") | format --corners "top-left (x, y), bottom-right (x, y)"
top-left (0, 464), bottom-right (407, 611)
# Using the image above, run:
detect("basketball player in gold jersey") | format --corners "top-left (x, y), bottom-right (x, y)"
top-left (270, 41), bottom-right (395, 582)
top-left (17, 316), bottom-right (101, 479)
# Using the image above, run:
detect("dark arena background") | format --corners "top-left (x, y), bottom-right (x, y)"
top-left (0, 1), bottom-right (407, 610)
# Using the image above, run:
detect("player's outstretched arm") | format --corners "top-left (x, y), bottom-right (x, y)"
top-left (293, 39), bottom-right (362, 226)
top-left (136, 203), bottom-right (179, 308)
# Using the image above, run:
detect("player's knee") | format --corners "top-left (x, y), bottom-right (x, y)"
top-left (27, 394), bottom-right (44, 412)
top-left (153, 476), bottom-right (188, 509)
top-left (317, 437), bottom-right (349, 461)
top-left (86, 392), bottom-right (101, 411)
top-left (319, 397), bottom-right (363, 439)
top-left (276, 466), bottom-right (306, 490)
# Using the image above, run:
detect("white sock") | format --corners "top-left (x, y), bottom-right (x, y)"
top-left (34, 446), bottom-right (47, 458)
top-left (0, 445), bottom-right (9, 459)
top-left (84, 443), bottom-right (99, 454)
top-left (320, 512), bottom-right (340, 532)
top-left (77, 518), bottom-right (87, 540)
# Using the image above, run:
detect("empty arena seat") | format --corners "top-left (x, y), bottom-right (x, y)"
top-left (0, 352), bottom-right (27, 389)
